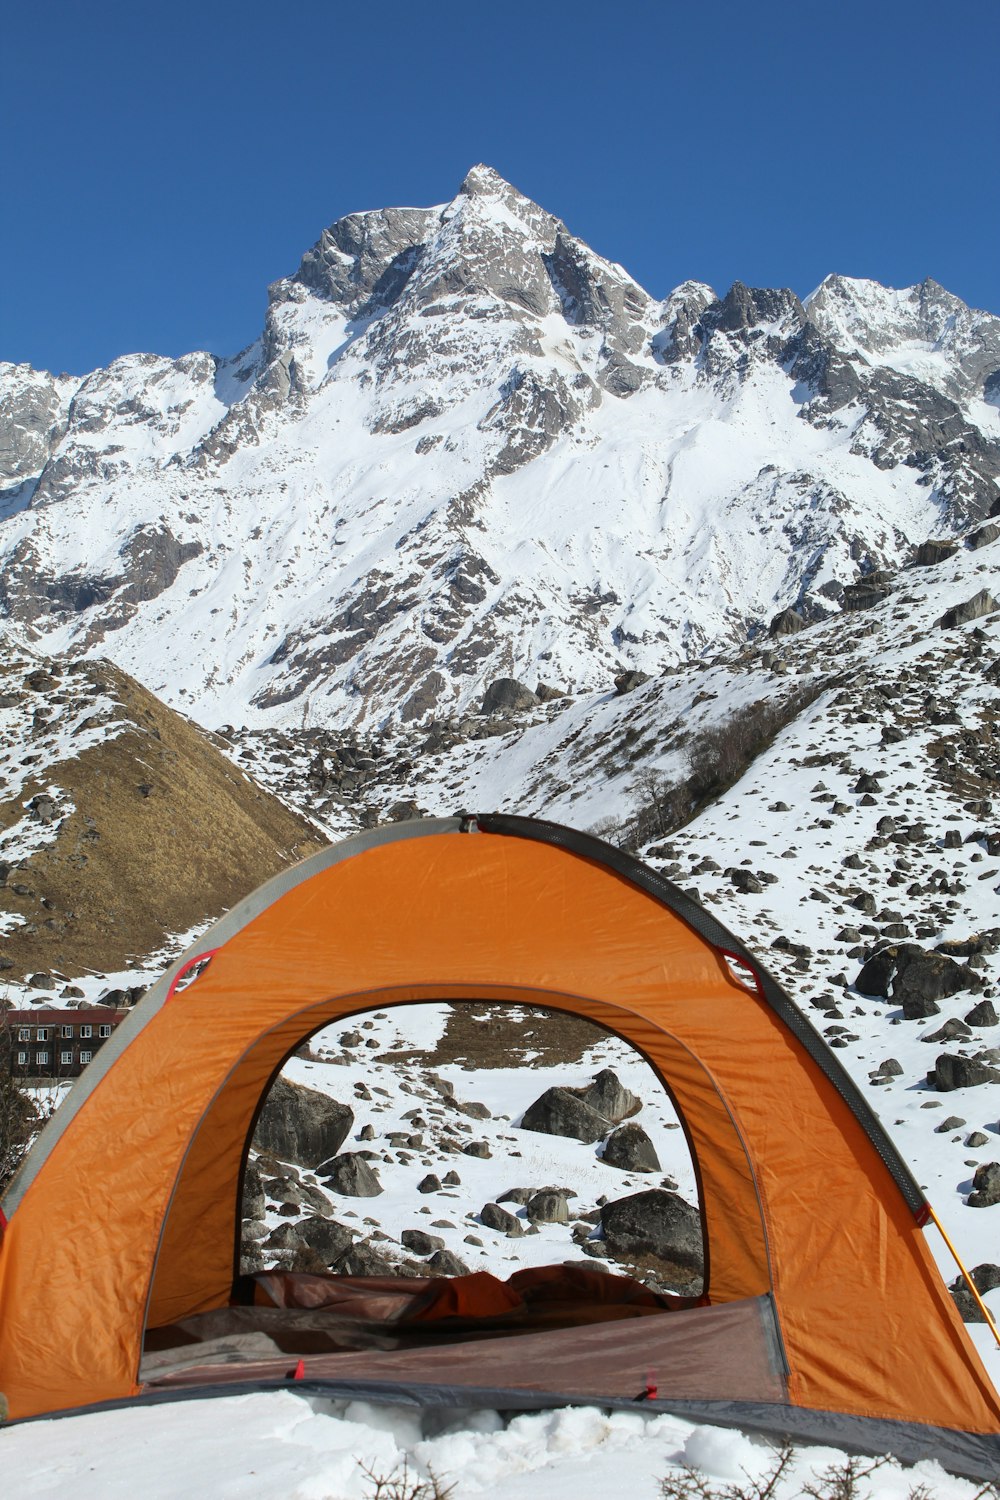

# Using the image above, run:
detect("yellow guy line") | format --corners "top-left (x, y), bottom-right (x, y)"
top-left (925, 1201), bottom-right (1000, 1349)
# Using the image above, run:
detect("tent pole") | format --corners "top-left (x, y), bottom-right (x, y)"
top-left (925, 1202), bottom-right (1000, 1348)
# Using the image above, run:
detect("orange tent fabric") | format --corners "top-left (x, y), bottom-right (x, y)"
top-left (1, 815), bottom-right (998, 1476)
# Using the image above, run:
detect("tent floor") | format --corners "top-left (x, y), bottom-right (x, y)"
top-left (141, 1269), bottom-right (787, 1407)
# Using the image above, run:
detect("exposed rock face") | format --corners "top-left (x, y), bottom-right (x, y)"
top-left (253, 1079), bottom-right (354, 1168)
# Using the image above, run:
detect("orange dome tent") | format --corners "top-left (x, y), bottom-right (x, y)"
top-left (1, 815), bottom-right (998, 1476)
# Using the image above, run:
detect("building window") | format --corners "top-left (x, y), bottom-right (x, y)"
top-left (80, 1050), bottom-right (93, 1065)
top-left (61, 1024), bottom-right (74, 1039)
top-left (36, 1028), bottom-right (49, 1041)
top-left (17, 1051), bottom-right (27, 1066)
top-left (80, 1024), bottom-right (92, 1039)
top-left (18, 1027), bottom-right (30, 1042)
top-left (60, 1050), bottom-right (73, 1066)
top-left (98, 1024), bottom-right (112, 1039)
top-left (36, 1051), bottom-right (49, 1066)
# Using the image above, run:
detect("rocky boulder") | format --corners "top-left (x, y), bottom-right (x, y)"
top-left (894, 947), bottom-right (975, 1013)
top-left (613, 670), bottom-right (651, 695)
top-left (934, 1054), bottom-right (1000, 1092)
top-left (480, 1201), bottom-right (523, 1236)
top-left (601, 1122), bottom-right (661, 1173)
top-left (253, 1078), bottom-right (353, 1168)
top-left (525, 1190), bottom-right (570, 1224)
top-left (318, 1151), bottom-right (383, 1197)
top-left (769, 607), bottom-right (807, 637)
top-left (967, 1163), bottom-right (1000, 1208)
top-left (577, 1069), bottom-right (641, 1124)
top-left (938, 590), bottom-right (998, 629)
top-left (481, 677), bottom-right (538, 714)
top-left (242, 1159), bottom-right (266, 1220)
top-left (600, 1190), bottom-right (704, 1289)
top-left (520, 1086), bottom-right (610, 1144)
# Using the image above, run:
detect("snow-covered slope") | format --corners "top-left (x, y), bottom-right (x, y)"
top-left (1, 166), bottom-right (998, 730)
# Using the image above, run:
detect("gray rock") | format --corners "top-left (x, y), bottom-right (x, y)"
top-left (338, 1240), bottom-right (408, 1278)
top-left (938, 590), bottom-right (998, 629)
top-left (895, 947), bottom-right (974, 1012)
top-left (427, 1248), bottom-right (471, 1277)
top-left (966, 1001), bottom-right (999, 1028)
top-left (966, 1132), bottom-right (991, 1148)
top-left (915, 539), bottom-right (959, 566)
top-left (242, 1159), bottom-right (266, 1220)
top-left (934, 1054), bottom-right (1000, 1092)
top-left (417, 1174), bottom-right (442, 1193)
top-left (601, 1122), bottom-right (661, 1173)
top-left (481, 677), bottom-right (538, 715)
top-left (318, 1152), bottom-right (383, 1197)
top-left (401, 1229), bottom-right (446, 1256)
top-left (967, 522), bottom-right (1000, 550)
top-left (769, 608), bottom-right (807, 637)
top-left (855, 949), bottom-right (896, 998)
top-left (577, 1069), bottom-right (641, 1124)
top-left (253, 1078), bottom-right (353, 1169)
top-left (462, 1140), bottom-right (492, 1158)
top-left (525, 1190), bottom-right (570, 1224)
top-left (968, 1162), bottom-right (1000, 1207)
top-left (934, 1115), bottom-right (967, 1133)
top-left (520, 1086), bottom-right (610, 1144)
top-left (613, 670), bottom-right (651, 695)
top-left (600, 1190), bottom-right (704, 1286)
top-left (480, 1202), bottom-right (523, 1236)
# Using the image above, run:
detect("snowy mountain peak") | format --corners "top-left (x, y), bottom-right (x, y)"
top-left (806, 273), bottom-right (1000, 404)
top-left (2, 173), bottom-right (1000, 729)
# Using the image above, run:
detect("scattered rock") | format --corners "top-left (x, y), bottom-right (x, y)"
top-left (577, 1070), bottom-right (641, 1124)
top-left (427, 1248), bottom-right (471, 1276)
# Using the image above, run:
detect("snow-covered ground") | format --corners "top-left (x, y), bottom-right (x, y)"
top-left (2, 1392), bottom-right (994, 1499)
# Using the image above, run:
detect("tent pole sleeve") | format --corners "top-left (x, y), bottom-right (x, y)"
top-left (926, 1201), bottom-right (1000, 1347)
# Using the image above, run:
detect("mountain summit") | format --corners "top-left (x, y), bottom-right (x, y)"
top-left (1, 167), bottom-right (998, 728)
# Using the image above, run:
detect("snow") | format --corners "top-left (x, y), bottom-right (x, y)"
top-left (1, 1393), bottom-right (990, 1499)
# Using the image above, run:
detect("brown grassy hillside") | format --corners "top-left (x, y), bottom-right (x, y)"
top-left (0, 642), bottom-right (326, 981)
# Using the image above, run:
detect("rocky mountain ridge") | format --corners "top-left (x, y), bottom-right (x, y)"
top-left (1, 166), bottom-right (998, 730)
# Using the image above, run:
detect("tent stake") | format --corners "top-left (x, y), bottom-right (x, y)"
top-left (925, 1202), bottom-right (1000, 1348)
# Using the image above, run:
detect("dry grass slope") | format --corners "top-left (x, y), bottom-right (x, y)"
top-left (0, 658), bottom-right (327, 980)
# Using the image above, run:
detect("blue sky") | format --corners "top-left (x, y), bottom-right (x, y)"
top-left (3, 0), bottom-right (997, 374)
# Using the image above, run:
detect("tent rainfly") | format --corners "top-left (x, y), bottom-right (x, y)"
top-left (1, 815), bottom-right (999, 1477)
